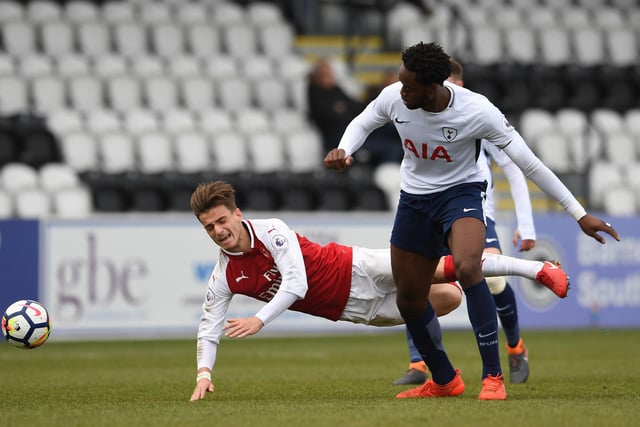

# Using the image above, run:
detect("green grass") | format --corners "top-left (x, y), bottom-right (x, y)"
top-left (1, 330), bottom-right (639, 427)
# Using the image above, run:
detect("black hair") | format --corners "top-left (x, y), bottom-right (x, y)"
top-left (401, 42), bottom-right (451, 86)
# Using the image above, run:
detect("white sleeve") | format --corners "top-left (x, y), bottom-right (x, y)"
top-left (196, 261), bottom-right (233, 372)
top-left (487, 144), bottom-right (536, 240)
top-left (254, 290), bottom-right (299, 326)
top-left (261, 219), bottom-right (309, 299)
top-left (337, 87), bottom-right (393, 156)
top-left (500, 132), bottom-right (587, 221)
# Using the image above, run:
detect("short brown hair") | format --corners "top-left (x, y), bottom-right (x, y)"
top-left (190, 181), bottom-right (237, 217)
top-left (449, 57), bottom-right (463, 81)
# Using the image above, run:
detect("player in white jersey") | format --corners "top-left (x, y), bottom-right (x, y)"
top-left (188, 181), bottom-right (569, 401)
top-left (324, 42), bottom-right (619, 400)
top-left (393, 58), bottom-right (537, 386)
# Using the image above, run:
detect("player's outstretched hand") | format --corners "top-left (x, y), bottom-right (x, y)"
top-left (512, 229), bottom-right (536, 252)
top-left (578, 214), bottom-right (621, 244)
top-left (190, 379), bottom-right (214, 401)
top-left (223, 316), bottom-right (264, 338)
top-left (324, 148), bottom-right (353, 171)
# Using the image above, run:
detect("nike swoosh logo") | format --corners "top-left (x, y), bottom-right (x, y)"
top-left (544, 261), bottom-right (559, 269)
top-left (394, 118), bottom-right (409, 123)
top-left (485, 238), bottom-right (498, 243)
top-left (463, 208), bottom-right (478, 213)
top-left (25, 304), bottom-right (42, 317)
top-left (478, 331), bottom-right (497, 338)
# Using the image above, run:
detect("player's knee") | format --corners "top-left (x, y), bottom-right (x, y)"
top-left (486, 276), bottom-right (507, 295)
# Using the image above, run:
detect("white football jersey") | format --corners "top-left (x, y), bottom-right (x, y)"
top-left (339, 81), bottom-right (516, 194)
top-left (337, 80), bottom-right (586, 220)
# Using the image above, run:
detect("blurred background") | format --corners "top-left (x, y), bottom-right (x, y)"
top-left (0, 0), bottom-right (639, 339)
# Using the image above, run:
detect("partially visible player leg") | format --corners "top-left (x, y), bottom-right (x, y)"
top-left (437, 253), bottom-right (569, 297)
top-left (483, 222), bottom-right (529, 385)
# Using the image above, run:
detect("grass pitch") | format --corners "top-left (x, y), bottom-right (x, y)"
top-left (1, 329), bottom-right (639, 427)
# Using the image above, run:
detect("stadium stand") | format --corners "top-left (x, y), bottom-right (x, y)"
top-left (0, 0), bottom-right (639, 217)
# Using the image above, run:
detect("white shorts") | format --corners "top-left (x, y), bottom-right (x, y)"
top-left (340, 247), bottom-right (404, 327)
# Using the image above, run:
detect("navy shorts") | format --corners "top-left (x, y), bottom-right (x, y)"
top-left (484, 217), bottom-right (502, 251)
top-left (391, 182), bottom-right (487, 259)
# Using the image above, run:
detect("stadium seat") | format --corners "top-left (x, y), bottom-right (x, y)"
top-left (210, 132), bottom-right (249, 174)
top-left (271, 108), bottom-right (308, 135)
top-left (47, 109), bottom-right (84, 136)
top-left (58, 131), bottom-right (99, 172)
top-left (98, 132), bottom-right (136, 174)
top-left (85, 110), bottom-right (122, 136)
top-left (56, 54), bottom-right (91, 77)
top-left (623, 109), bottom-right (640, 139)
top-left (176, 2), bottom-right (209, 25)
top-left (101, 1), bottom-right (135, 23)
top-left (52, 186), bottom-right (93, 218)
top-left (1, 21), bottom-right (36, 56)
top-left (210, 1), bottom-right (246, 27)
top-left (138, 2), bottom-right (171, 25)
top-left (39, 162), bottom-right (80, 192)
top-left (0, 2), bottom-right (23, 22)
top-left (572, 28), bottom-right (605, 67)
top-left (173, 132), bottom-right (211, 174)
top-left (233, 108), bottom-right (270, 136)
top-left (386, 2), bottom-right (424, 48)
top-left (588, 161), bottom-right (624, 208)
top-left (107, 75), bottom-right (143, 113)
top-left (253, 77), bottom-right (289, 110)
top-left (198, 109), bottom-right (234, 135)
top-left (503, 27), bottom-right (537, 64)
top-left (538, 27), bottom-right (571, 66)
top-left (534, 133), bottom-right (572, 173)
top-left (26, 0), bottom-right (61, 22)
top-left (181, 77), bottom-right (216, 112)
top-left (246, 132), bottom-right (286, 174)
top-left (40, 21), bottom-right (74, 57)
top-left (222, 25), bottom-right (258, 59)
top-left (603, 133), bottom-right (637, 166)
top-left (130, 56), bottom-right (165, 78)
top-left (0, 162), bottom-right (39, 193)
top-left (203, 55), bottom-right (239, 80)
top-left (64, 0), bottom-right (99, 22)
top-left (258, 23), bottom-right (295, 59)
top-left (526, 7), bottom-right (557, 29)
top-left (31, 76), bottom-right (66, 115)
top-left (77, 22), bottom-right (111, 58)
top-left (93, 55), bottom-right (129, 78)
top-left (186, 24), bottom-right (222, 59)
top-left (113, 22), bottom-right (148, 58)
top-left (239, 55), bottom-right (275, 81)
top-left (144, 76), bottom-right (179, 113)
top-left (374, 162), bottom-right (400, 211)
top-left (0, 189), bottom-right (13, 218)
top-left (150, 22), bottom-right (185, 59)
top-left (68, 75), bottom-right (105, 112)
top-left (136, 132), bottom-right (175, 174)
top-left (603, 186), bottom-right (636, 216)
top-left (217, 77), bottom-right (252, 113)
top-left (15, 188), bottom-right (51, 219)
top-left (161, 109), bottom-right (197, 135)
top-left (0, 76), bottom-right (28, 114)
top-left (168, 56), bottom-right (202, 79)
top-left (284, 128), bottom-right (323, 173)
top-left (17, 54), bottom-right (53, 79)
top-left (246, 1), bottom-right (284, 27)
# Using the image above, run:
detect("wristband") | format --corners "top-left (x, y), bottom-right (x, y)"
top-left (196, 371), bottom-right (211, 383)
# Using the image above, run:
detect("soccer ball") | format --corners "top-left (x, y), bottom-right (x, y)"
top-left (1, 300), bottom-right (52, 349)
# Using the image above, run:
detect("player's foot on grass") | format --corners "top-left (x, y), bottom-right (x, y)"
top-left (478, 374), bottom-right (507, 400)
top-left (507, 338), bottom-right (529, 384)
top-left (393, 362), bottom-right (428, 385)
top-left (396, 369), bottom-right (464, 398)
top-left (536, 260), bottom-right (570, 298)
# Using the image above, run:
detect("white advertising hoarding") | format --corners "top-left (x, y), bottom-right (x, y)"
top-left (43, 213), bottom-right (472, 340)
